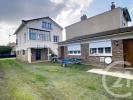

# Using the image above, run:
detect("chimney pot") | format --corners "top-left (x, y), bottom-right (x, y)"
top-left (81, 14), bottom-right (87, 21)
top-left (111, 2), bottom-right (115, 10)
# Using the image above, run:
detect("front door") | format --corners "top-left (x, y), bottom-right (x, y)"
top-left (123, 39), bottom-right (133, 67)
top-left (36, 49), bottom-right (41, 60)
top-left (60, 46), bottom-right (64, 59)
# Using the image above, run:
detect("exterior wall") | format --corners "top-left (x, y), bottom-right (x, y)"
top-left (112, 40), bottom-right (124, 63)
top-left (66, 8), bottom-right (126, 40)
top-left (59, 46), bottom-right (82, 59)
top-left (16, 49), bottom-right (28, 62)
top-left (61, 40), bottom-right (124, 67)
top-left (16, 26), bottom-right (28, 51)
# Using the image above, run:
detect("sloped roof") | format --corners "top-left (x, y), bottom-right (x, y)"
top-left (123, 8), bottom-right (131, 21)
top-left (59, 26), bottom-right (133, 45)
top-left (65, 7), bottom-right (131, 29)
top-left (14, 16), bottom-right (63, 34)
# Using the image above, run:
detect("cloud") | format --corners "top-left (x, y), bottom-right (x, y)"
top-left (51, 0), bottom-right (93, 40)
top-left (54, 0), bottom-right (93, 27)
top-left (50, 0), bottom-right (64, 4)
top-left (0, 22), bottom-right (17, 45)
top-left (0, 0), bottom-right (66, 45)
top-left (0, 0), bottom-right (65, 23)
top-left (0, 0), bottom-right (93, 45)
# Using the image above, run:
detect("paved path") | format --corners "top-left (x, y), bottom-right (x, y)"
top-left (87, 69), bottom-right (133, 80)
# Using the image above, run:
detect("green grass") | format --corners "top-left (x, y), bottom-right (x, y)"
top-left (0, 59), bottom-right (133, 100)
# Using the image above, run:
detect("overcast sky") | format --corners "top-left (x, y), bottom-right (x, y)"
top-left (0, 0), bottom-right (133, 45)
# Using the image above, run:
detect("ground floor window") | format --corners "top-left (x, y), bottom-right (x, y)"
top-left (89, 40), bottom-right (112, 56)
top-left (68, 50), bottom-right (81, 55)
top-left (67, 44), bottom-right (81, 55)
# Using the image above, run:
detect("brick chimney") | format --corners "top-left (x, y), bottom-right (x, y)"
top-left (81, 14), bottom-right (87, 21)
top-left (111, 2), bottom-right (115, 10)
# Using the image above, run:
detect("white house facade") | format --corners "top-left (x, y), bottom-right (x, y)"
top-left (15, 17), bottom-right (63, 63)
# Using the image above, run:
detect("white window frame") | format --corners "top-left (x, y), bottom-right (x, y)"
top-left (89, 40), bottom-right (112, 56)
top-left (67, 43), bottom-right (81, 56)
top-left (53, 35), bottom-right (59, 43)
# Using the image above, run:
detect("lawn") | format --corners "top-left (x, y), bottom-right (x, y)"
top-left (0, 59), bottom-right (133, 100)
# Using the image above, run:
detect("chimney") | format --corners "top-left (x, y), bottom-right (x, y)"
top-left (111, 2), bottom-right (115, 10)
top-left (81, 14), bottom-right (87, 21)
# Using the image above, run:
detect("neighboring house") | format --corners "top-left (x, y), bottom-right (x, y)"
top-left (66, 6), bottom-right (131, 40)
top-left (59, 4), bottom-right (133, 68)
top-left (8, 42), bottom-right (16, 55)
top-left (15, 17), bottom-right (63, 63)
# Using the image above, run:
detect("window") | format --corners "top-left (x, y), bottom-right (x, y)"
top-left (90, 48), bottom-right (97, 54)
top-left (98, 48), bottom-right (104, 54)
top-left (48, 23), bottom-right (52, 29)
top-left (29, 32), bottom-right (36, 40)
top-left (105, 47), bottom-right (111, 53)
top-left (42, 22), bottom-right (52, 29)
top-left (53, 35), bottom-right (59, 42)
top-left (42, 22), bottom-right (47, 28)
top-left (69, 51), bottom-right (73, 54)
top-left (78, 51), bottom-right (81, 54)
top-left (68, 44), bottom-right (81, 55)
top-left (89, 40), bottom-right (112, 56)
top-left (29, 29), bottom-right (50, 41)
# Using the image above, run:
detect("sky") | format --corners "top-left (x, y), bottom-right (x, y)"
top-left (0, 0), bottom-right (133, 45)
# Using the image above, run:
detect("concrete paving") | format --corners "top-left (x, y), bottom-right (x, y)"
top-left (87, 68), bottom-right (133, 80)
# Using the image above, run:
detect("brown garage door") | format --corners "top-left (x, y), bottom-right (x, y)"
top-left (123, 39), bottom-right (133, 67)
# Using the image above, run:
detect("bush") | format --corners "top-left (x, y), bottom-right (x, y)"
top-left (0, 46), bottom-right (12, 54)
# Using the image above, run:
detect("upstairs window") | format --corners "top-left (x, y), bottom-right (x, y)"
top-left (42, 22), bottom-right (52, 29)
top-left (53, 35), bottom-right (59, 42)
top-left (29, 28), bottom-right (50, 41)
top-left (29, 32), bottom-right (36, 40)
top-left (42, 22), bottom-right (47, 28)
top-left (48, 23), bottom-right (52, 29)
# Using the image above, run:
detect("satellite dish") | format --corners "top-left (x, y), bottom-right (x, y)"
top-left (105, 57), bottom-right (112, 64)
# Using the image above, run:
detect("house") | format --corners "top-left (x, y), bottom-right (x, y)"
top-left (15, 17), bottom-right (63, 63)
top-left (8, 42), bottom-right (16, 55)
top-left (66, 4), bottom-right (131, 40)
top-left (59, 4), bottom-right (133, 68)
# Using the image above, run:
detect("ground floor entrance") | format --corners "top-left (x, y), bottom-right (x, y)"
top-left (60, 46), bottom-right (65, 59)
top-left (123, 39), bottom-right (133, 67)
top-left (31, 48), bottom-right (49, 62)
top-left (36, 49), bottom-right (41, 60)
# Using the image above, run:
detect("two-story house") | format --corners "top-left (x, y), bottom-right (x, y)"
top-left (15, 17), bottom-right (63, 63)
top-left (59, 4), bottom-right (133, 68)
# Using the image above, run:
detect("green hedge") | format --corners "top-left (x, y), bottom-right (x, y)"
top-left (0, 46), bottom-right (12, 54)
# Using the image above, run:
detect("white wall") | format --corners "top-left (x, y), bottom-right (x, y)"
top-left (66, 8), bottom-right (128, 40)
top-left (16, 18), bottom-right (63, 55)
